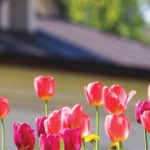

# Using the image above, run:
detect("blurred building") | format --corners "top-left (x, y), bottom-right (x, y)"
top-left (0, 0), bottom-right (59, 33)
top-left (0, 0), bottom-right (150, 78)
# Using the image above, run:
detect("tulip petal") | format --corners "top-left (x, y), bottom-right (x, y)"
top-left (39, 134), bottom-right (60, 150)
top-left (126, 90), bottom-right (136, 105)
top-left (105, 114), bottom-right (130, 142)
top-left (13, 122), bottom-right (35, 150)
top-left (84, 82), bottom-right (103, 106)
top-left (34, 75), bottom-right (55, 101)
top-left (140, 111), bottom-right (150, 133)
top-left (135, 100), bottom-right (150, 124)
top-left (0, 97), bottom-right (10, 119)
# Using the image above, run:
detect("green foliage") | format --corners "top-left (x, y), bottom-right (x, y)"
top-left (60, 0), bottom-right (144, 40)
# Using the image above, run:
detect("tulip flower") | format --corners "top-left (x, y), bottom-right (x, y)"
top-left (13, 122), bottom-right (35, 150)
top-left (69, 104), bottom-right (90, 137)
top-left (34, 75), bottom-right (55, 101)
top-left (0, 97), bottom-right (10, 150)
top-left (39, 134), bottom-right (60, 150)
top-left (44, 109), bottom-right (63, 135)
top-left (44, 105), bottom-right (90, 138)
top-left (141, 111), bottom-right (150, 133)
top-left (135, 100), bottom-right (150, 124)
top-left (105, 114), bottom-right (130, 150)
top-left (36, 116), bottom-right (47, 137)
top-left (103, 84), bottom-right (136, 114)
top-left (61, 128), bottom-right (82, 150)
top-left (84, 82), bottom-right (103, 107)
top-left (140, 110), bottom-right (150, 150)
top-left (34, 75), bottom-right (55, 116)
top-left (0, 97), bottom-right (10, 119)
top-left (44, 107), bottom-right (71, 135)
top-left (84, 82), bottom-right (102, 150)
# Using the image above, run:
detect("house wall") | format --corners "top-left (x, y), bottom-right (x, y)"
top-left (0, 0), bottom-right (10, 30)
top-left (0, 0), bottom-right (38, 33)
top-left (0, 0), bottom-right (59, 33)
top-left (10, 0), bottom-right (27, 32)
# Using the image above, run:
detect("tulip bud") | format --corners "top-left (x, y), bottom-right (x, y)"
top-left (61, 128), bottom-right (82, 150)
top-left (36, 116), bottom-right (47, 137)
top-left (13, 122), bottom-right (35, 150)
top-left (135, 100), bottom-right (150, 124)
top-left (34, 75), bottom-right (55, 101)
top-left (69, 104), bottom-right (90, 137)
top-left (104, 114), bottom-right (130, 142)
top-left (140, 111), bottom-right (150, 133)
top-left (103, 84), bottom-right (136, 114)
top-left (84, 82), bottom-right (103, 106)
top-left (0, 97), bottom-right (10, 119)
top-left (39, 134), bottom-right (60, 150)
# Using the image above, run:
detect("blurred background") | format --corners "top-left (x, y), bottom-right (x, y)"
top-left (0, 0), bottom-right (150, 149)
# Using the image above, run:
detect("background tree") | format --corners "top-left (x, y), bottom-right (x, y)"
top-left (59, 0), bottom-right (144, 40)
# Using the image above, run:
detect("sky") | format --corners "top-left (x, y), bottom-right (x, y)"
top-left (140, 4), bottom-right (150, 24)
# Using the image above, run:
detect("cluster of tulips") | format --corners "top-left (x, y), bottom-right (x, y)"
top-left (0, 75), bottom-right (150, 150)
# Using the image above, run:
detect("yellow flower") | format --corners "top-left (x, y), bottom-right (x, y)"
top-left (109, 142), bottom-right (119, 150)
top-left (84, 134), bottom-right (100, 143)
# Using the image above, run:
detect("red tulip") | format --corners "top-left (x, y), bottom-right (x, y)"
top-left (135, 100), bottom-right (150, 124)
top-left (140, 111), bottom-right (150, 133)
top-left (39, 134), bottom-right (60, 150)
top-left (84, 82), bottom-right (103, 106)
top-left (0, 97), bottom-right (10, 119)
top-left (103, 84), bottom-right (136, 114)
top-left (44, 107), bottom-right (70, 135)
top-left (36, 116), bottom-right (47, 137)
top-left (61, 128), bottom-right (82, 150)
top-left (69, 104), bottom-right (90, 137)
top-left (34, 75), bottom-right (55, 101)
top-left (13, 122), bottom-right (35, 150)
top-left (104, 114), bottom-right (130, 142)
top-left (44, 105), bottom-right (90, 137)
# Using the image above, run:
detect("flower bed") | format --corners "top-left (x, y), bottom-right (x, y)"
top-left (0, 75), bottom-right (149, 150)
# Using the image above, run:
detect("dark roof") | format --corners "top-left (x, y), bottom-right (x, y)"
top-left (0, 19), bottom-right (150, 78)
top-left (38, 19), bottom-right (150, 70)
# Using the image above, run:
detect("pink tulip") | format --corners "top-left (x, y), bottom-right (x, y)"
top-left (140, 111), bottom-right (150, 133)
top-left (69, 104), bottom-right (90, 137)
top-left (34, 75), bottom-right (55, 101)
top-left (104, 114), bottom-right (130, 142)
top-left (103, 84), bottom-right (136, 114)
top-left (44, 105), bottom-right (90, 137)
top-left (36, 116), bottom-right (47, 137)
top-left (13, 122), bottom-right (35, 150)
top-left (135, 100), bottom-right (150, 124)
top-left (0, 97), bottom-right (10, 119)
top-left (61, 128), bottom-right (82, 150)
top-left (84, 82), bottom-right (103, 106)
top-left (39, 134), bottom-right (60, 150)
top-left (44, 107), bottom-right (70, 135)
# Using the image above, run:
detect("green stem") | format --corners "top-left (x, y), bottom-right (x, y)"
top-left (60, 139), bottom-right (64, 150)
top-left (44, 100), bottom-right (48, 116)
top-left (1, 119), bottom-right (5, 150)
top-left (95, 106), bottom-right (100, 150)
top-left (36, 137), bottom-right (39, 150)
top-left (118, 141), bottom-right (122, 150)
top-left (93, 142), bottom-right (96, 150)
top-left (82, 139), bottom-right (86, 150)
top-left (144, 130), bottom-right (148, 150)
